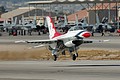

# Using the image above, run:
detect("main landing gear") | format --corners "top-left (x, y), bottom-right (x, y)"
top-left (49, 45), bottom-right (79, 61)
top-left (69, 47), bottom-right (79, 61)
top-left (72, 53), bottom-right (78, 61)
top-left (52, 51), bottom-right (78, 61)
top-left (72, 54), bottom-right (76, 61)
top-left (53, 55), bottom-right (57, 61)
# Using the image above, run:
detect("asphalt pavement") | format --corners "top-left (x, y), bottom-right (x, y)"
top-left (0, 60), bottom-right (120, 80)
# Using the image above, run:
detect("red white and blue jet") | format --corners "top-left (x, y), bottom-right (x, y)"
top-left (16, 16), bottom-right (106, 61)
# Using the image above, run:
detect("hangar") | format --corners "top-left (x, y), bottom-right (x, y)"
top-left (1, 0), bottom-right (120, 25)
top-left (27, 0), bottom-right (120, 24)
top-left (1, 7), bottom-right (57, 24)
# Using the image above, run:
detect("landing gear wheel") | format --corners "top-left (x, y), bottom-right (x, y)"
top-left (75, 53), bottom-right (78, 57)
top-left (72, 54), bottom-right (77, 61)
top-left (53, 55), bottom-right (57, 61)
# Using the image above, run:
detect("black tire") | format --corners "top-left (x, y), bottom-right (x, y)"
top-left (53, 55), bottom-right (57, 61)
top-left (72, 54), bottom-right (76, 61)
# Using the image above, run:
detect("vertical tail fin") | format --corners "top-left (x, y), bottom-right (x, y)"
top-left (22, 15), bottom-right (25, 26)
top-left (96, 11), bottom-right (100, 25)
top-left (11, 17), bottom-right (17, 26)
top-left (46, 16), bottom-right (61, 39)
top-left (80, 17), bottom-right (88, 28)
top-left (75, 14), bottom-right (79, 27)
top-left (11, 17), bottom-right (14, 25)
top-left (102, 17), bottom-right (108, 24)
top-left (83, 17), bottom-right (87, 26)
top-left (3, 20), bottom-right (6, 26)
top-left (63, 15), bottom-right (68, 27)
top-left (14, 17), bottom-right (17, 26)
top-left (33, 15), bottom-right (36, 25)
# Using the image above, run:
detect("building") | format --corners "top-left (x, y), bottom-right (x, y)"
top-left (1, 7), bottom-right (57, 24)
top-left (119, 8), bottom-right (120, 21)
top-left (1, 1), bottom-right (120, 25)
top-left (67, 3), bottom-right (120, 24)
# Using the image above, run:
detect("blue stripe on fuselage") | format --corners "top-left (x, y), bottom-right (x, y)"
top-left (75, 31), bottom-right (85, 38)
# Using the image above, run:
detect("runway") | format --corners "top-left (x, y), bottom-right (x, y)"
top-left (0, 34), bottom-right (120, 80)
top-left (0, 60), bottom-right (120, 80)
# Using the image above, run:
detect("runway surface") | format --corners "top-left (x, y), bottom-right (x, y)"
top-left (0, 60), bottom-right (120, 80)
top-left (0, 33), bottom-right (120, 80)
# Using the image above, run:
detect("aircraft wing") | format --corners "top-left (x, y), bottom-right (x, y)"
top-left (83, 39), bottom-right (109, 43)
top-left (15, 39), bottom-right (58, 49)
top-left (15, 39), bottom-right (57, 44)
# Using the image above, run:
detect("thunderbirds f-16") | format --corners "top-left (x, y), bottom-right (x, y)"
top-left (16, 16), bottom-right (108, 61)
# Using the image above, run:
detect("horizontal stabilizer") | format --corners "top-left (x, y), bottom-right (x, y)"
top-left (83, 39), bottom-right (109, 44)
top-left (15, 40), bottom-right (26, 43)
top-left (28, 45), bottom-right (45, 49)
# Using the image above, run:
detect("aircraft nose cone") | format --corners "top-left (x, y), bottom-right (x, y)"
top-left (82, 32), bottom-right (91, 38)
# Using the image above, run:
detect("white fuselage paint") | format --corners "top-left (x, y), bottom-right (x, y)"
top-left (49, 30), bottom-right (88, 48)
top-left (52, 30), bottom-right (86, 40)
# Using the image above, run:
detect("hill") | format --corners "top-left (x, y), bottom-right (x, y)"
top-left (0, 0), bottom-right (31, 3)
top-left (0, 0), bottom-right (33, 11)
